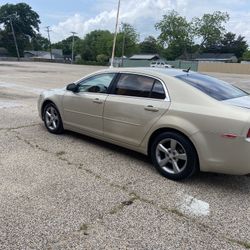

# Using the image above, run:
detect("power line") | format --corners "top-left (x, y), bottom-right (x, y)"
top-left (46, 26), bottom-right (52, 60)
top-left (71, 31), bottom-right (77, 64)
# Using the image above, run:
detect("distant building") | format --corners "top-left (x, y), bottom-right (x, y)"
top-left (24, 49), bottom-right (64, 60)
top-left (119, 54), bottom-right (162, 67)
top-left (179, 53), bottom-right (238, 63)
top-left (129, 54), bottom-right (161, 61)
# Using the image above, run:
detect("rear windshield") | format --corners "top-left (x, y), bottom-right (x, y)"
top-left (176, 73), bottom-right (248, 101)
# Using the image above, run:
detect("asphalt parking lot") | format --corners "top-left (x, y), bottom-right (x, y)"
top-left (0, 61), bottom-right (249, 249)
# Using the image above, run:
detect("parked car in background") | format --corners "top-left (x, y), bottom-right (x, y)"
top-left (38, 67), bottom-right (250, 181)
top-left (150, 61), bottom-right (173, 68)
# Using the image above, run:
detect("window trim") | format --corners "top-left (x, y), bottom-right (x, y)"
top-left (110, 72), bottom-right (170, 101)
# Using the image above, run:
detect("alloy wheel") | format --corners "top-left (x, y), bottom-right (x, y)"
top-left (156, 138), bottom-right (188, 174)
top-left (45, 106), bottom-right (59, 131)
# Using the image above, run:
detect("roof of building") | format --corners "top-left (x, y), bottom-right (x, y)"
top-left (129, 54), bottom-right (160, 60)
top-left (24, 51), bottom-right (47, 56)
top-left (24, 50), bottom-right (63, 59)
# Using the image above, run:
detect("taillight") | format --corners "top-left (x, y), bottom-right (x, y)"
top-left (247, 129), bottom-right (250, 138)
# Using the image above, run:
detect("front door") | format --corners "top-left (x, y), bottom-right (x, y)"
top-left (63, 73), bottom-right (116, 135)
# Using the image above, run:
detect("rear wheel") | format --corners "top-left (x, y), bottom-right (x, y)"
top-left (151, 132), bottom-right (198, 180)
top-left (43, 103), bottom-right (64, 134)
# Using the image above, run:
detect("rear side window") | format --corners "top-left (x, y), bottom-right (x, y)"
top-left (114, 74), bottom-right (166, 99)
top-left (151, 80), bottom-right (166, 99)
top-left (176, 73), bottom-right (248, 101)
top-left (115, 74), bottom-right (155, 98)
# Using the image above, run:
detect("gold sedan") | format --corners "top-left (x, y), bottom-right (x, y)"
top-left (38, 68), bottom-right (250, 180)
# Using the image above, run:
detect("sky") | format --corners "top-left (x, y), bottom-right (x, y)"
top-left (1, 0), bottom-right (250, 44)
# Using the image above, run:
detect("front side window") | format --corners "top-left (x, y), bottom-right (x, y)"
top-left (78, 73), bottom-right (115, 93)
top-left (176, 73), bottom-right (248, 101)
top-left (115, 74), bottom-right (166, 99)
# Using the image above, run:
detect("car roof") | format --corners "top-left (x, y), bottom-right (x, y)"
top-left (103, 67), bottom-right (193, 78)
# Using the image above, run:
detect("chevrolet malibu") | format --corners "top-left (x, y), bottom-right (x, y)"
top-left (38, 68), bottom-right (250, 180)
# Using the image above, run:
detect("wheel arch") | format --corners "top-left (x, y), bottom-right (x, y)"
top-left (147, 127), bottom-right (200, 169)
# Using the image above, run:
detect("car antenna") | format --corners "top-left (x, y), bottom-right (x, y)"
top-left (183, 67), bottom-right (191, 73)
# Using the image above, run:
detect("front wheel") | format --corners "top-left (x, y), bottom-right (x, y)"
top-left (151, 132), bottom-right (198, 180)
top-left (43, 103), bottom-right (64, 134)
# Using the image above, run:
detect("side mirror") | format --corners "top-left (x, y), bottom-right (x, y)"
top-left (66, 83), bottom-right (77, 92)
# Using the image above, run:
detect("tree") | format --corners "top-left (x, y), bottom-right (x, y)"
top-left (52, 35), bottom-right (80, 55)
top-left (0, 3), bottom-right (40, 56)
top-left (242, 50), bottom-right (250, 61)
top-left (155, 10), bottom-right (194, 59)
top-left (202, 32), bottom-right (248, 58)
top-left (96, 54), bottom-right (109, 64)
top-left (80, 30), bottom-right (113, 61)
top-left (193, 11), bottom-right (229, 49)
top-left (139, 36), bottom-right (162, 54)
top-left (220, 32), bottom-right (248, 58)
top-left (28, 34), bottom-right (50, 51)
top-left (116, 23), bottom-right (140, 57)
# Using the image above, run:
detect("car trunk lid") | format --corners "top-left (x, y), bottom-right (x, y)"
top-left (223, 95), bottom-right (250, 109)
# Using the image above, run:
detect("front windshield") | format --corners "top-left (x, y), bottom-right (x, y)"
top-left (176, 73), bottom-right (248, 101)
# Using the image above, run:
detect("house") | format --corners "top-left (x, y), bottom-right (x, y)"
top-left (178, 53), bottom-right (238, 63)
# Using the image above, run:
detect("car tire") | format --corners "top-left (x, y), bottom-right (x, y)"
top-left (151, 132), bottom-right (198, 181)
top-left (43, 103), bottom-right (64, 134)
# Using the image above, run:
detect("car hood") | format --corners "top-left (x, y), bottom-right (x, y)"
top-left (223, 95), bottom-right (250, 109)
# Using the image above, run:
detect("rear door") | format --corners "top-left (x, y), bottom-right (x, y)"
top-left (103, 73), bottom-right (170, 146)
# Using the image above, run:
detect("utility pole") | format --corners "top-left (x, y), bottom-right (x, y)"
top-left (6, 15), bottom-right (20, 60)
top-left (110, 0), bottom-right (121, 68)
top-left (46, 26), bottom-right (53, 60)
top-left (71, 32), bottom-right (77, 64)
top-left (121, 30), bottom-right (125, 67)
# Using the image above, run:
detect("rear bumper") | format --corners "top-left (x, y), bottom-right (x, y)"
top-left (192, 131), bottom-right (250, 175)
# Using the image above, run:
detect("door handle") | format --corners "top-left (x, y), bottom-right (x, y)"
top-left (93, 98), bottom-right (103, 104)
top-left (144, 105), bottom-right (159, 112)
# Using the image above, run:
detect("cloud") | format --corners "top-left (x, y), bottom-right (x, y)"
top-left (43, 0), bottom-right (250, 45)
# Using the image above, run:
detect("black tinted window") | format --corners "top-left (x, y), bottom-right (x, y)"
top-left (115, 74), bottom-right (155, 97)
top-left (176, 74), bottom-right (247, 101)
top-left (151, 80), bottom-right (166, 99)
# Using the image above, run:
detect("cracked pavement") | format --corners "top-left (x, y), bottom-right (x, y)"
top-left (0, 62), bottom-right (250, 249)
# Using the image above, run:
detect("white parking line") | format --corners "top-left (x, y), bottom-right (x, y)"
top-left (179, 194), bottom-right (210, 217)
